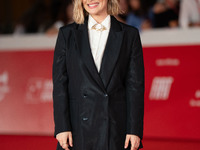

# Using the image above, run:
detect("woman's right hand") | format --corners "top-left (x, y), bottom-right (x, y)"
top-left (56, 131), bottom-right (73, 150)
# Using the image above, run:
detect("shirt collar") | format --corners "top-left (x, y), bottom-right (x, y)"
top-left (88, 14), bottom-right (111, 30)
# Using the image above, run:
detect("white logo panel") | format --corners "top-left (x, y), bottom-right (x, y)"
top-left (149, 76), bottom-right (174, 100)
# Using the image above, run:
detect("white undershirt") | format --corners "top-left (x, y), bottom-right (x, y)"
top-left (88, 14), bottom-right (111, 72)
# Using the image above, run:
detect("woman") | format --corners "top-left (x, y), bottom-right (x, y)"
top-left (52, 0), bottom-right (144, 150)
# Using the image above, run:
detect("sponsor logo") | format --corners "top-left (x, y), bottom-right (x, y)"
top-left (156, 58), bottom-right (180, 66)
top-left (189, 90), bottom-right (200, 107)
top-left (149, 76), bottom-right (174, 100)
top-left (25, 78), bottom-right (53, 104)
top-left (0, 71), bottom-right (9, 101)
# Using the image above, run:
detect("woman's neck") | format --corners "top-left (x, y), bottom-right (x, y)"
top-left (91, 12), bottom-right (109, 23)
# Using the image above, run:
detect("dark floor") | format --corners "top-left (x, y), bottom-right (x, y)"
top-left (0, 135), bottom-right (200, 150)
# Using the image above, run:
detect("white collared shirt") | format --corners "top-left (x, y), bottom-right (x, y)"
top-left (88, 14), bottom-right (111, 72)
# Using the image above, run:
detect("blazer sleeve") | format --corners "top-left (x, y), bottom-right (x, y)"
top-left (125, 29), bottom-right (145, 140)
top-left (52, 28), bottom-right (72, 138)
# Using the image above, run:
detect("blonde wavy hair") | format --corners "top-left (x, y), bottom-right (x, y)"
top-left (72, 0), bottom-right (121, 24)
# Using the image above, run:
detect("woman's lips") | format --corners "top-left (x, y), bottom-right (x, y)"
top-left (87, 3), bottom-right (99, 8)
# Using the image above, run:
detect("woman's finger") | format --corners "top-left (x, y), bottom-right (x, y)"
top-left (124, 135), bottom-right (130, 149)
top-left (131, 138), bottom-right (139, 150)
top-left (135, 140), bottom-right (140, 149)
top-left (131, 143), bottom-right (138, 150)
top-left (61, 142), bottom-right (68, 149)
top-left (130, 142), bottom-right (134, 150)
top-left (68, 133), bottom-right (73, 147)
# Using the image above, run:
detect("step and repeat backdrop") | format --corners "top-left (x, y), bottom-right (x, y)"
top-left (0, 29), bottom-right (200, 140)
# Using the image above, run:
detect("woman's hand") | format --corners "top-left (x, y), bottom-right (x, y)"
top-left (56, 131), bottom-right (73, 150)
top-left (124, 134), bottom-right (140, 150)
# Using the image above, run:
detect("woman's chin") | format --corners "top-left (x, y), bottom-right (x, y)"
top-left (87, 10), bottom-right (99, 16)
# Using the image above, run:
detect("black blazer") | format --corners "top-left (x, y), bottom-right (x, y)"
top-left (53, 15), bottom-right (144, 150)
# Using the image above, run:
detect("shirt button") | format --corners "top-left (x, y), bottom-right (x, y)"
top-left (82, 117), bottom-right (88, 121)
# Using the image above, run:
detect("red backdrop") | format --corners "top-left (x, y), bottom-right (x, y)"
top-left (0, 45), bottom-right (200, 140)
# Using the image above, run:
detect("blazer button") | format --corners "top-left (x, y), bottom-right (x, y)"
top-left (83, 94), bottom-right (87, 98)
top-left (104, 94), bottom-right (108, 97)
top-left (82, 117), bottom-right (88, 121)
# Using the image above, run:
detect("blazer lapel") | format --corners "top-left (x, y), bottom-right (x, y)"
top-left (73, 16), bottom-right (106, 92)
top-left (99, 16), bottom-right (124, 89)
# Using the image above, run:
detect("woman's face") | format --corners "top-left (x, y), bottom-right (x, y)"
top-left (82, 0), bottom-right (108, 16)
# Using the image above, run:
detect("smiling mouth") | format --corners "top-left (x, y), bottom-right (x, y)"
top-left (87, 3), bottom-right (99, 8)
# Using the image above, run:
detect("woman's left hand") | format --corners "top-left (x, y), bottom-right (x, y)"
top-left (124, 134), bottom-right (140, 150)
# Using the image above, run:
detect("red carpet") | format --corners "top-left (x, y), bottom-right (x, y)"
top-left (0, 135), bottom-right (200, 150)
